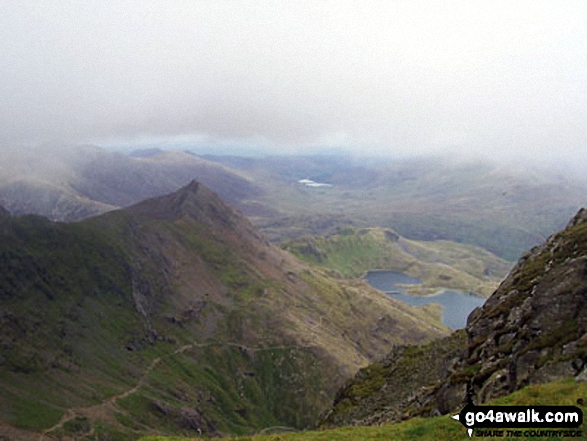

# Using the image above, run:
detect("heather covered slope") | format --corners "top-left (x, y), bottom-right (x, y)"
top-left (0, 183), bottom-right (445, 439)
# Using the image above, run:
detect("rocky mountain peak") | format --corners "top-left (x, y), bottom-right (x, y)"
top-left (128, 180), bottom-right (234, 223)
top-left (126, 180), bottom-right (267, 246)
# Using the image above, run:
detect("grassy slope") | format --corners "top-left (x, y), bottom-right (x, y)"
top-left (0, 212), bottom-right (334, 437)
top-left (0, 200), bottom-right (446, 439)
top-left (141, 378), bottom-right (587, 441)
top-left (282, 227), bottom-right (511, 297)
top-left (0, 213), bottom-right (178, 431)
top-left (0, 214), bottom-right (292, 436)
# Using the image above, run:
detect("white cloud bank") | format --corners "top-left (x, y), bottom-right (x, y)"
top-left (1, 0), bottom-right (586, 163)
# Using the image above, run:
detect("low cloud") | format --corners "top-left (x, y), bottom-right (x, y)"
top-left (1, 1), bottom-right (586, 164)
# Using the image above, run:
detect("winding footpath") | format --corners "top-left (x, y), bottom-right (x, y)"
top-left (38, 340), bottom-right (314, 438)
top-left (41, 344), bottom-right (194, 438)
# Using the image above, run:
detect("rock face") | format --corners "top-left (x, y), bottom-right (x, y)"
top-left (462, 207), bottom-right (587, 403)
top-left (322, 331), bottom-right (467, 427)
top-left (324, 208), bottom-right (587, 426)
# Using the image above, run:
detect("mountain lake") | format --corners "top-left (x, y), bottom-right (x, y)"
top-left (364, 270), bottom-right (485, 329)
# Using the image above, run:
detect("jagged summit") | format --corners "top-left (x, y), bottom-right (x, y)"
top-left (567, 207), bottom-right (587, 228)
top-left (126, 179), bottom-right (267, 246)
top-left (129, 180), bottom-right (238, 224)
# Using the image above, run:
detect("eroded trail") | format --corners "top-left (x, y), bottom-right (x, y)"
top-left (38, 340), bottom-right (315, 438)
top-left (41, 344), bottom-right (194, 438)
top-left (39, 341), bottom-right (310, 438)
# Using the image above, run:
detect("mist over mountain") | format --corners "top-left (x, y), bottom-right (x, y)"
top-left (2, 2), bottom-right (586, 166)
top-left (1, 146), bottom-right (585, 263)
top-left (0, 145), bottom-right (263, 222)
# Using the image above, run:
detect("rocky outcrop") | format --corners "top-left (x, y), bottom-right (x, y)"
top-left (322, 331), bottom-right (467, 427)
top-left (460, 207), bottom-right (587, 403)
top-left (324, 208), bottom-right (587, 426)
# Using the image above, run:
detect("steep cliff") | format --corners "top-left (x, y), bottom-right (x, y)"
top-left (324, 208), bottom-right (587, 426)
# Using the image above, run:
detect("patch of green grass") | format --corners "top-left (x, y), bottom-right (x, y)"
top-left (346, 363), bottom-right (386, 400)
top-left (57, 416), bottom-right (92, 437)
top-left (6, 393), bottom-right (64, 430)
top-left (140, 378), bottom-right (587, 441)
top-left (92, 420), bottom-right (136, 441)
top-left (283, 227), bottom-right (509, 297)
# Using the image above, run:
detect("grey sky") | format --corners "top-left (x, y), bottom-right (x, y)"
top-left (1, 1), bottom-right (586, 161)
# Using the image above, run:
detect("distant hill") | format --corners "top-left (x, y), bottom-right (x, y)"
top-left (321, 208), bottom-right (587, 428)
top-left (282, 226), bottom-right (511, 297)
top-left (208, 154), bottom-right (587, 261)
top-left (0, 182), bottom-right (445, 439)
top-left (0, 145), bottom-right (266, 222)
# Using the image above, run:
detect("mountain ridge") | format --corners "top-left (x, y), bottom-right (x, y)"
top-left (0, 180), bottom-right (446, 439)
top-left (0, 145), bottom-right (265, 222)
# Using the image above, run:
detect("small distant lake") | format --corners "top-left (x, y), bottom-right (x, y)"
top-left (365, 270), bottom-right (422, 293)
top-left (365, 270), bottom-right (485, 329)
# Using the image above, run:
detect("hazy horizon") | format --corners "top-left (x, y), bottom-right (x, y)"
top-left (1, 1), bottom-right (586, 168)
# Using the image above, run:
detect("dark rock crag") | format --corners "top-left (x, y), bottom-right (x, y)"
top-left (324, 208), bottom-right (587, 426)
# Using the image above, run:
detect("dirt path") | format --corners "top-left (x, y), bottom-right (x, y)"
top-left (39, 340), bottom-right (312, 438)
top-left (41, 344), bottom-right (194, 438)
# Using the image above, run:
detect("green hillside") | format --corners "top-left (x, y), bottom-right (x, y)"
top-left (140, 378), bottom-right (587, 441)
top-left (0, 183), bottom-right (445, 440)
top-left (282, 227), bottom-right (511, 297)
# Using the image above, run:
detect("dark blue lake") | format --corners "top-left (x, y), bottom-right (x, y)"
top-left (365, 270), bottom-right (485, 329)
top-left (364, 270), bottom-right (422, 293)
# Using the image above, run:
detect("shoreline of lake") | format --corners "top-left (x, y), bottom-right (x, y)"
top-left (364, 270), bottom-right (486, 329)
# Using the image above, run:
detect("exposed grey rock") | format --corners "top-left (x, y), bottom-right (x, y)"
top-left (324, 208), bottom-right (587, 427)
